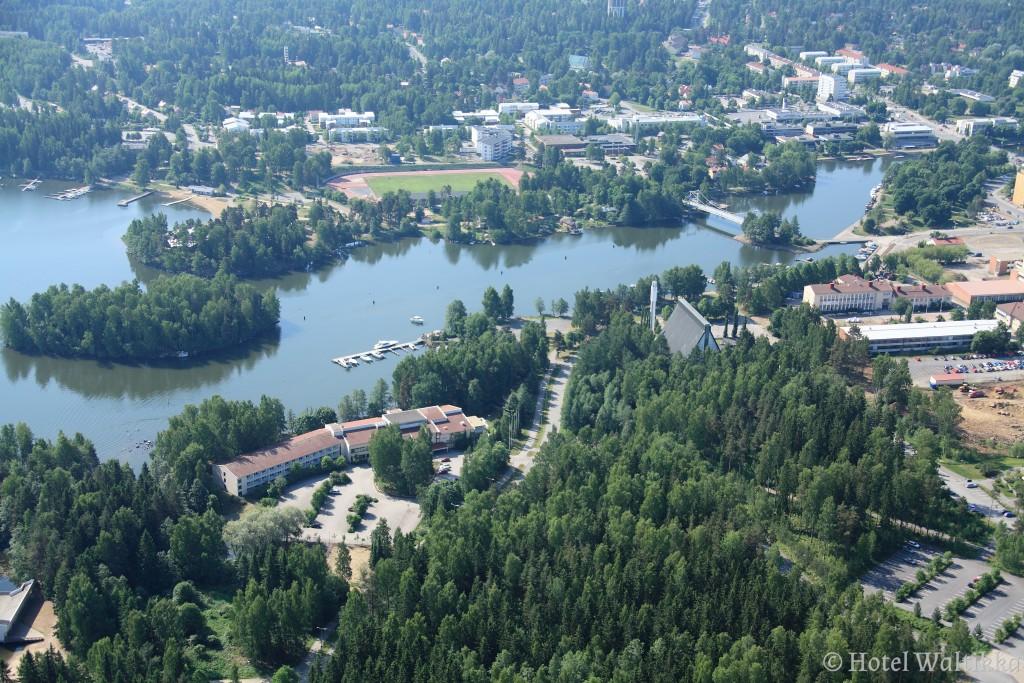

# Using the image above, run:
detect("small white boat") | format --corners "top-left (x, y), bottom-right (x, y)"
top-left (371, 350), bottom-right (385, 360)
top-left (410, 315), bottom-right (424, 325)
top-left (374, 340), bottom-right (399, 349)
top-left (360, 354), bottom-right (374, 362)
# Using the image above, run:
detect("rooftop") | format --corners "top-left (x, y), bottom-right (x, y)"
top-left (997, 302), bottom-right (1024, 321)
top-left (843, 319), bottom-right (998, 341)
top-left (947, 279), bottom-right (1024, 296)
top-left (0, 580), bottom-right (36, 634)
top-left (222, 429), bottom-right (341, 478)
top-left (662, 299), bottom-right (719, 355)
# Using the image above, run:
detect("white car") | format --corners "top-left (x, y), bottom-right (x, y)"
top-left (965, 481), bottom-right (978, 489)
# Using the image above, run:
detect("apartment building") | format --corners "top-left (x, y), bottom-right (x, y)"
top-left (471, 126), bottom-right (513, 161)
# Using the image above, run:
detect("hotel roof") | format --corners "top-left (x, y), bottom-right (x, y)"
top-left (222, 429), bottom-right (341, 477)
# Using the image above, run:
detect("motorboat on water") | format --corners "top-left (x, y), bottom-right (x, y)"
top-left (409, 315), bottom-right (424, 325)
top-left (374, 340), bottom-right (399, 349)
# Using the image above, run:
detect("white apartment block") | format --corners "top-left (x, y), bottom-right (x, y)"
top-left (472, 126), bottom-right (513, 160)
top-left (524, 106), bottom-right (583, 134)
top-left (847, 68), bottom-right (883, 85)
top-left (1011, 70), bottom-right (1024, 89)
top-left (954, 117), bottom-right (1018, 136)
top-left (497, 102), bottom-right (540, 116)
top-left (816, 74), bottom-right (849, 102)
top-left (317, 108), bottom-right (376, 129)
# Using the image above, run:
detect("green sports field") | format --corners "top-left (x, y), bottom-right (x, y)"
top-left (364, 170), bottom-right (513, 195)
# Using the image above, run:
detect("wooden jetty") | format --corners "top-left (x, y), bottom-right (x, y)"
top-left (19, 178), bottom-right (41, 192)
top-left (162, 194), bottom-right (194, 207)
top-left (118, 190), bottom-right (153, 207)
top-left (331, 339), bottom-right (425, 369)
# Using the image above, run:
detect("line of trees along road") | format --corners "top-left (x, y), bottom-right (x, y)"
top-left (0, 273), bottom-right (280, 360)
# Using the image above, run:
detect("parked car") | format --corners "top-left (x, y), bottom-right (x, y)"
top-left (1004, 511), bottom-right (1016, 519)
top-left (966, 480), bottom-right (978, 489)
top-left (906, 540), bottom-right (921, 549)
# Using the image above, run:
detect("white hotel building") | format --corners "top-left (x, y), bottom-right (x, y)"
top-left (214, 405), bottom-right (486, 496)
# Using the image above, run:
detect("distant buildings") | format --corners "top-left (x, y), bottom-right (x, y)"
top-left (607, 112), bottom-right (704, 133)
top-left (946, 279), bottom-right (1024, 308)
top-left (453, 109), bottom-right (501, 125)
top-left (524, 106), bottom-right (583, 134)
top-left (661, 299), bottom-right (719, 355)
top-left (214, 405), bottom-right (486, 496)
top-left (954, 117), bottom-right (1018, 137)
top-left (1011, 70), bottom-right (1024, 89)
top-left (471, 126), bottom-right (513, 161)
top-left (882, 122), bottom-right (937, 148)
top-left (875, 63), bottom-right (909, 78)
top-left (799, 50), bottom-right (829, 61)
top-left (222, 117), bottom-right (251, 134)
top-left (607, 0), bottom-right (626, 17)
top-left (497, 102), bottom-right (540, 116)
top-left (847, 68), bottom-right (883, 85)
top-left (948, 88), bottom-right (994, 103)
top-left (802, 275), bottom-right (950, 313)
top-left (840, 319), bottom-right (999, 354)
top-left (817, 75), bottom-right (849, 102)
top-left (317, 108), bottom-right (376, 129)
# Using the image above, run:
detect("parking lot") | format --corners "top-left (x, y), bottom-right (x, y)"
top-left (278, 453), bottom-right (468, 546)
top-left (863, 545), bottom-right (1024, 660)
top-left (940, 466), bottom-right (1014, 523)
top-left (861, 542), bottom-right (943, 600)
top-left (907, 354), bottom-right (1024, 388)
top-left (279, 465), bottom-right (422, 546)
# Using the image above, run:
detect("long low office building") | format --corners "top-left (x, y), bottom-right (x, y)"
top-left (839, 319), bottom-right (999, 354)
top-left (214, 405), bottom-right (487, 496)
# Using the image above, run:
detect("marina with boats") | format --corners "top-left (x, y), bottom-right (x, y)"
top-left (331, 337), bottom-right (430, 369)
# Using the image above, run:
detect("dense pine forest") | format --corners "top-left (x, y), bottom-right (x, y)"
top-left (0, 273), bottom-right (280, 359)
top-left (308, 310), bottom-right (977, 682)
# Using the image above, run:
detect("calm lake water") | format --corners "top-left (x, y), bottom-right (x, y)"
top-left (0, 157), bottom-right (889, 467)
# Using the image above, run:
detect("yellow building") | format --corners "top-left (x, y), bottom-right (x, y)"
top-left (1014, 169), bottom-right (1024, 208)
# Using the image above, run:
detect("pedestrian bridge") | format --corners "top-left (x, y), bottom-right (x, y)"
top-left (683, 191), bottom-right (745, 226)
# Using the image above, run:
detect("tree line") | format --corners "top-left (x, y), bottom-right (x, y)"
top-left (0, 273), bottom-right (280, 360)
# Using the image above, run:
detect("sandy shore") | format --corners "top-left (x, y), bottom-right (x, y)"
top-left (157, 185), bottom-right (232, 218)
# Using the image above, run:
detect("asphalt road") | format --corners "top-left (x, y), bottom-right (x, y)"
top-left (940, 466), bottom-right (1013, 522)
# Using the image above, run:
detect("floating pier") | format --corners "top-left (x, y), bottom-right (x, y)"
top-left (46, 185), bottom-right (92, 201)
top-left (118, 190), bottom-right (153, 207)
top-left (331, 339), bottom-right (425, 369)
top-left (162, 194), bottom-right (194, 207)
top-left (19, 178), bottom-right (41, 192)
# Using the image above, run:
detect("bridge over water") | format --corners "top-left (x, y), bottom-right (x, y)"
top-left (683, 191), bottom-right (746, 227)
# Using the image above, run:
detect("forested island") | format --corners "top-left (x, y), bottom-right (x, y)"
top-left (124, 203), bottom-right (357, 277)
top-left (0, 273), bottom-right (280, 359)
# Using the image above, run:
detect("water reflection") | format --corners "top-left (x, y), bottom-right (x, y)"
top-left (1, 328), bottom-right (281, 400)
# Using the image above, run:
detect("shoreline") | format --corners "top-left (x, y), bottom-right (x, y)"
top-left (153, 185), bottom-right (232, 218)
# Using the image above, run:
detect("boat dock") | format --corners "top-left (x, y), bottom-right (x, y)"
top-left (118, 190), bottom-right (153, 207)
top-left (19, 178), bottom-right (41, 192)
top-left (331, 339), bottom-right (425, 369)
top-left (162, 194), bottom-right (194, 207)
top-left (46, 185), bottom-right (92, 201)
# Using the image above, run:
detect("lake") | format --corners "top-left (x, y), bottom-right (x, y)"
top-left (0, 157), bottom-right (890, 467)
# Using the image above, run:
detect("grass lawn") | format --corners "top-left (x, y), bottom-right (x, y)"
top-left (193, 588), bottom-right (263, 680)
top-left (366, 170), bottom-right (511, 196)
